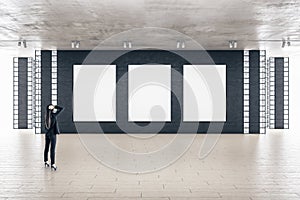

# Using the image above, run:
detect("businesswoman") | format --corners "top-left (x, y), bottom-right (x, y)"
top-left (44, 104), bottom-right (64, 171)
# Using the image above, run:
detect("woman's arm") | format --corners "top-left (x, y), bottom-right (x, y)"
top-left (53, 105), bottom-right (64, 117)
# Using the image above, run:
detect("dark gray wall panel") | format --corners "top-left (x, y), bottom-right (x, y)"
top-left (41, 51), bottom-right (52, 133)
top-left (57, 51), bottom-right (90, 133)
top-left (249, 51), bottom-right (260, 133)
top-left (18, 58), bottom-right (28, 129)
top-left (209, 51), bottom-right (244, 133)
top-left (275, 58), bottom-right (284, 129)
top-left (54, 50), bottom-right (244, 133)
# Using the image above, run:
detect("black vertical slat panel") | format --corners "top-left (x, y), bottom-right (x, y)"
top-left (249, 51), bottom-right (260, 133)
top-left (18, 58), bottom-right (28, 129)
top-left (41, 51), bottom-right (52, 133)
top-left (275, 58), bottom-right (284, 129)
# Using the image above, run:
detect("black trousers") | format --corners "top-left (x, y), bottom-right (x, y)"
top-left (44, 134), bottom-right (57, 165)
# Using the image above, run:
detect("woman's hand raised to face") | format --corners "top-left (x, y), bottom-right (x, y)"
top-left (48, 105), bottom-right (55, 110)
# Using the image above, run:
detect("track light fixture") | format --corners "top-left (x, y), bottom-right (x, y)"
top-left (23, 40), bottom-right (27, 48)
top-left (176, 41), bottom-right (180, 48)
top-left (282, 39), bottom-right (286, 48)
top-left (123, 41), bottom-right (132, 49)
top-left (176, 41), bottom-right (185, 49)
top-left (71, 41), bottom-right (75, 48)
top-left (229, 40), bottom-right (237, 49)
top-left (75, 41), bottom-right (80, 48)
top-left (287, 37), bottom-right (291, 47)
top-left (229, 41), bottom-right (233, 48)
top-left (181, 41), bottom-right (185, 48)
top-left (282, 37), bottom-right (291, 48)
top-left (17, 40), bottom-right (27, 48)
top-left (71, 40), bottom-right (80, 49)
top-left (233, 41), bottom-right (237, 48)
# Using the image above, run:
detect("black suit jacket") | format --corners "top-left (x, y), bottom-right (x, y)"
top-left (45, 105), bottom-right (64, 135)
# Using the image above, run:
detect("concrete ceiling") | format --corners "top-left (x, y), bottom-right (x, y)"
top-left (0, 0), bottom-right (300, 52)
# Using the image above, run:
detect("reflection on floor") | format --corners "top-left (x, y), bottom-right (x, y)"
top-left (0, 131), bottom-right (300, 200)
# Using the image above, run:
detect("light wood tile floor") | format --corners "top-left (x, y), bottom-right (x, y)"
top-left (1, 131), bottom-right (300, 200)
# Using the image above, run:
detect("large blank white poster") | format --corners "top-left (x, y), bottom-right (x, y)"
top-left (73, 65), bottom-right (116, 121)
top-left (183, 65), bottom-right (226, 121)
top-left (128, 65), bottom-right (171, 121)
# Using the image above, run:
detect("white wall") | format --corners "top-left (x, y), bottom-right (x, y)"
top-left (267, 47), bottom-right (300, 134)
top-left (0, 48), bottom-right (35, 133)
top-left (287, 53), bottom-right (300, 134)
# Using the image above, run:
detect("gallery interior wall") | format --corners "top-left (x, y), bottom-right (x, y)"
top-left (38, 50), bottom-right (247, 133)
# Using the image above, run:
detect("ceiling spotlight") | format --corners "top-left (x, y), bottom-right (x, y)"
top-left (229, 41), bottom-right (233, 48)
top-left (281, 39), bottom-right (286, 48)
top-left (176, 41), bottom-right (180, 49)
top-left (71, 40), bottom-right (80, 48)
top-left (176, 41), bottom-right (185, 49)
top-left (75, 41), bottom-right (80, 48)
top-left (128, 41), bottom-right (132, 48)
top-left (181, 41), bottom-right (185, 48)
top-left (287, 37), bottom-right (291, 47)
top-left (233, 41), bottom-right (237, 48)
top-left (71, 41), bottom-right (75, 48)
top-left (229, 40), bottom-right (237, 49)
top-left (123, 41), bottom-right (127, 48)
top-left (23, 40), bottom-right (27, 48)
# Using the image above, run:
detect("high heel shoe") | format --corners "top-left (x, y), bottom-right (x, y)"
top-left (45, 162), bottom-right (50, 168)
top-left (51, 164), bottom-right (57, 171)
